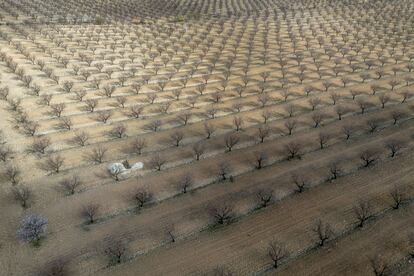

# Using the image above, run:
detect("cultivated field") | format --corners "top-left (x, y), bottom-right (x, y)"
top-left (0, 0), bottom-right (413, 275)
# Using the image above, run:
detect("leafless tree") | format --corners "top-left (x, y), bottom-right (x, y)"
top-left (384, 139), bottom-right (406, 158)
top-left (329, 160), bottom-right (342, 180)
top-left (370, 255), bottom-right (388, 276)
top-left (50, 103), bottom-right (66, 118)
top-left (284, 104), bottom-right (295, 118)
top-left (108, 124), bottom-right (127, 139)
top-left (292, 173), bottom-right (308, 193)
top-left (261, 109), bottom-right (273, 123)
top-left (177, 173), bottom-right (193, 194)
top-left (0, 144), bottom-right (13, 162)
top-left (267, 239), bottom-right (289, 268)
top-left (40, 155), bottom-right (65, 173)
top-left (378, 94), bottom-right (390, 108)
top-left (284, 119), bottom-right (297, 135)
top-left (72, 131), bottom-right (89, 146)
top-left (60, 175), bottom-right (81, 195)
top-left (318, 132), bottom-right (330, 149)
top-left (253, 151), bottom-right (268, 169)
top-left (81, 203), bottom-right (100, 224)
top-left (209, 203), bottom-right (234, 225)
top-left (73, 90), bottom-right (87, 102)
top-left (27, 137), bottom-right (51, 154)
top-left (145, 120), bottom-right (162, 132)
top-left (311, 112), bottom-right (325, 128)
top-left (96, 110), bottom-right (112, 124)
top-left (233, 116), bottom-right (243, 131)
top-left (12, 185), bottom-right (31, 208)
top-left (204, 122), bottom-right (216, 139)
top-left (40, 94), bottom-right (53, 106)
top-left (101, 85), bottom-right (116, 98)
top-left (391, 111), bottom-right (405, 125)
top-left (148, 154), bottom-right (166, 171)
top-left (389, 185), bottom-right (406, 209)
top-left (285, 141), bottom-right (302, 160)
top-left (23, 121), bottom-right (39, 136)
top-left (86, 146), bottom-right (107, 164)
top-left (308, 97), bottom-right (321, 111)
top-left (132, 187), bottom-right (154, 208)
top-left (256, 188), bottom-right (273, 207)
top-left (330, 92), bottom-right (340, 105)
top-left (217, 162), bottom-right (231, 181)
top-left (128, 105), bottom-right (144, 118)
top-left (84, 99), bottom-right (98, 112)
top-left (224, 133), bottom-right (239, 152)
top-left (353, 200), bottom-right (372, 227)
top-left (4, 165), bottom-right (21, 185)
top-left (130, 138), bottom-right (146, 155)
top-left (360, 148), bottom-right (379, 167)
top-left (57, 117), bottom-right (73, 130)
top-left (256, 125), bottom-right (271, 143)
top-left (342, 124), bottom-right (355, 140)
top-left (105, 237), bottom-right (127, 265)
top-left (170, 131), bottom-right (184, 147)
top-left (176, 112), bottom-right (192, 126)
top-left (366, 118), bottom-right (382, 133)
top-left (192, 142), bottom-right (206, 161)
top-left (312, 219), bottom-right (333, 247)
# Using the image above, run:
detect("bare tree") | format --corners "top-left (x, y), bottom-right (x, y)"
top-left (284, 119), bottom-right (297, 135)
top-left (209, 203), bottom-right (234, 225)
top-left (311, 112), bottom-right (325, 128)
top-left (233, 116), bottom-right (243, 131)
top-left (60, 175), bottom-right (81, 195)
top-left (204, 122), bottom-right (216, 139)
top-left (40, 155), bottom-right (64, 173)
top-left (176, 173), bottom-right (193, 194)
top-left (329, 160), bottom-right (341, 180)
top-left (105, 237), bottom-right (127, 265)
top-left (177, 112), bottom-right (192, 126)
top-left (308, 97), bottom-right (321, 111)
top-left (148, 154), bottom-right (166, 171)
top-left (292, 173), bottom-right (308, 193)
top-left (74, 90), bottom-right (87, 102)
top-left (217, 162), bottom-right (231, 181)
top-left (267, 239), bottom-right (289, 268)
top-left (224, 133), bottom-right (239, 152)
top-left (130, 138), bottom-right (146, 155)
top-left (370, 255), bottom-right (388, 276)
top-left (4, 165), bottom-right (21, 185)
top-left (84, 99), bottom-right (98, 113)
top-left (50, 103), bottom-right (66, 118)
top-left (360, 148), bottom-right (379, 167)
top-left (128, 105), bottom-right (144, 118)
top-left (318, 132), bottom-right (330, 149)
top-left (253, 151), bottom-right (268, 169)
top-left (27, 137), bottom-right (51, 154)
top-left (86, 146), bottom-right (107, 164)
top-left (389, 185), bottom-right (406, 209)
top-left (12, 185), bottom-right (32, 208)
top-left (0, 144), bottom-right (13, 162)
top-left (256, 188), bottom-right (273, 207)
top-left (257, 125), bottom-right (271, 143)
top-left (145, 120), bottom-right (162, 132)
top-left (342, 124), bottom-right (355, 140)
top-left (72, 131), bottom-right (89, 146)
top-left (384, 139), bottom-right (405, 158)
top-left (353, 200), bottom-right (372, 227)
top-left (96, 110), bottom-right (112, 123)
top-left (57, 117), bottom-right (72, 131)
top-left (312, 219), bottom-right (333, 247)
top-left (285, 141), bottom-right (302, 160)
top-left (17, 214), bottom-right (48, 245)
top-left (170, 131), bottom-right (184, 147)
top-left (81, 203), bottom-right (100, 224)
top-left (132, 187), bottom-right (153, 208)
top-left (192, 142), bottom-right (206, 161)
top-left (108, 124), bottom-right (127, 139)
top-left (391, 111), bottom-right (405, 125)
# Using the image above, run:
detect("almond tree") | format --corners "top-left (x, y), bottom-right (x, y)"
top-left (267, 239), bottom-right (289, 268)
top-left (312, 219), bottom-right (333, 247)
top-left (81, 203), bottom-right (100, 224)
top-left (132, 187), bottom-right (153, 208)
